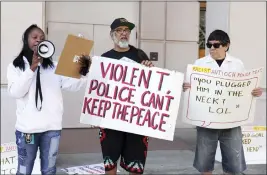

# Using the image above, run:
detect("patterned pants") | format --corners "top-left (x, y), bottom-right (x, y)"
top-left (99, 128), bottom-right (148, 174)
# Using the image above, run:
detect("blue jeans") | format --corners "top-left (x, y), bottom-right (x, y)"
top-left (15, 130), bottom-right (61, 175)
top-left (193, 126), bottom-right (246, 173)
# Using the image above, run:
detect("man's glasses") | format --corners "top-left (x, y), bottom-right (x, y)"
top-left (206, 43), bottom-right (222, 49)
top-left (115, 28), bottom-right (131, 34)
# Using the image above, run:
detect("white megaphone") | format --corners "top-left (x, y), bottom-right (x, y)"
top-left (37, 40), bottom-right (55, 59)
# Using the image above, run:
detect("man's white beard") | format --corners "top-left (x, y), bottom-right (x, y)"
top-left (113, 35), bottom-right (129, 48)
top-left (118, 41), bottom-right (129, 48)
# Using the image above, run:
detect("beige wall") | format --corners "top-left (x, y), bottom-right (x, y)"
top-left (229, 2), bottom-right (266, 88)
top-left (1, 2), bottom-right (45, 85)
top-left (45, 2), bottom-right (140, 59)
top-left (140, 2), bottom-right (200, 128)
top-left (206, 1), bottom-right (266, 88)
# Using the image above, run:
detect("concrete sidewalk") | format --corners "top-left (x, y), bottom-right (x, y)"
top-left (56, 128), bottom-right (266, 174)
top-left (56, 150), bottom-right (266, 174)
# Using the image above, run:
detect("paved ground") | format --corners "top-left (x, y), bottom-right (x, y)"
top-left (55, 128), bottom-right (266, 174)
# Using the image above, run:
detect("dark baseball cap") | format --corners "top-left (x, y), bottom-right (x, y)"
top-left (110, 18), bottom-right (135, 30)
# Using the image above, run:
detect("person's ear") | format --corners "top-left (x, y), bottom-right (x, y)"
top-left (225, 43), bottom-right (230, 52)
top-left (110, 31), bottom-right (114, 38)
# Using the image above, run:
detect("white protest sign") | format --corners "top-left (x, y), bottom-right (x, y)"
top-left (215, 126), bottom-right (266, 164)
top-left (182, 64), bottom-right (263, 129)
top-left (1, 142), bottom-right (41, 175)
top-left (80, 56), bottom-right (184, 141)
top-left (61, 163), bottom-right (120, 174)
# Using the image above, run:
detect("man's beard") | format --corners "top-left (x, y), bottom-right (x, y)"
top-left (113, 35), bottom-right (129, 48)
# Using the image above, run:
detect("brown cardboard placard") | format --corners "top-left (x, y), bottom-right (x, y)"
top-left (55, 34), bottom-right (94, 79)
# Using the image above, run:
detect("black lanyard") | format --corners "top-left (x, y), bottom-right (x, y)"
top-left (35, 66), bottom-right (43, 111)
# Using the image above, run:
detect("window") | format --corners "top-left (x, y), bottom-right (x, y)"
top-left (199, 1), bottom-right (206, 58)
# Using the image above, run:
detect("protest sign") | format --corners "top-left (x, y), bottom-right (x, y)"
top-left (215, 126), bottom-right (266, 164)
top-left (1, 142), bottom-right (41, 174)
top-left (61, 163), bottom-right (120, 174)
top-left (182, 64), bottom-right (263, 129)
top-left (80, 56), bottom-right (184, 141)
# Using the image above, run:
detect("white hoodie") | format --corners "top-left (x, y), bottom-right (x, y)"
top-left (7, 56), bottom-right (87, 133)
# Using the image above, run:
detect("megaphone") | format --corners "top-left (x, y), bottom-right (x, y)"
top-left (37, 40), bottom-right (55, 59)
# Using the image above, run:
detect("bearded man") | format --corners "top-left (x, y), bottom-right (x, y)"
top-left (99, 17), bottom-right (154, 175)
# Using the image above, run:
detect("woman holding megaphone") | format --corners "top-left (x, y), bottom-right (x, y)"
top-left (6, 24), bottom-right (90, 175)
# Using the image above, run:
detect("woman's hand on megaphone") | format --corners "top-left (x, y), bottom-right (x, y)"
top-left (30, 48), bottom-right (41, 72)
top-left (79, 54), bottom-right (92, 76)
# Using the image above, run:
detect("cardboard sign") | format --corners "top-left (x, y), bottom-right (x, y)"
top-left (215, 126), bottom-right (266, 164)
top-left (182, 65), bottom-right (263, 129)
top-left (61, 163), bottom-right (120, 174)
top-left (55, 34), bottom-right (94, 79)
top-left (1, 142), bottom-right (41, 174)
top-left (80, 56), bottom-right (184, 141)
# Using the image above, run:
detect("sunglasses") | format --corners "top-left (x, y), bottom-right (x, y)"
top-left (206, 43), bottom-right (222, 49)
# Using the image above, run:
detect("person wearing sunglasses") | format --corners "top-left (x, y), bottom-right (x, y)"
top-left (183, 29), bottom-right (263, 175)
